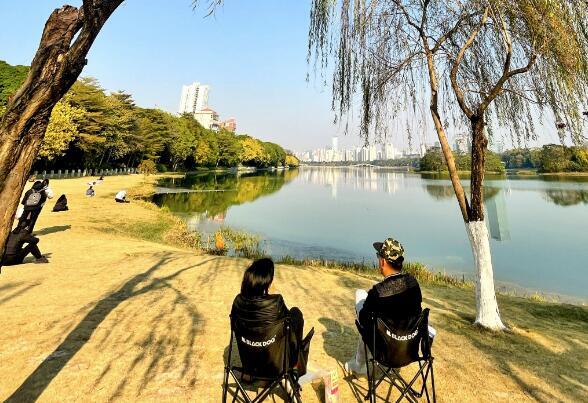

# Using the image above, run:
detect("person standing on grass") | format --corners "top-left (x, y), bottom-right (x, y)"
top-left (1, 221), bottom-right (49, 266)
top-left (345, 238), bottom-right (422, 375)
top-left (18, 179), bottom-right (54, 233)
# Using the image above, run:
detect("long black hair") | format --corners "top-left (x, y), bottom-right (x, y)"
top-left (240, 258), bottom-right (275, 298)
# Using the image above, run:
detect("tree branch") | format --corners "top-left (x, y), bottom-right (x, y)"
top-left (450, 7), bottom-right (489, 119)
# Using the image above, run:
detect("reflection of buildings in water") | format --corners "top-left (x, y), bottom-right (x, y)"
top-left (486, 190), bottom-right (511, 241)
top-left (300, 166), bottom-right (406, 195)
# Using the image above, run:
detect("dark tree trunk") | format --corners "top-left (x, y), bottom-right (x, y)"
top-left (469, 116), bottom-right (487, 221)
top-left (0, 1), bottom-right (124, 260)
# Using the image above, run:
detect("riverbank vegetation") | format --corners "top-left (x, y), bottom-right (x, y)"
top-left (502, 144), bottom-right (588, 173)
top-left (0, 60), bottom-right (297, 172)
top-left (420, 148), bottom-right (505, 174)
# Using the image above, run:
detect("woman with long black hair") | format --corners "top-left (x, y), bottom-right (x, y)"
top-left (231, 258), bottom-right (312, 373)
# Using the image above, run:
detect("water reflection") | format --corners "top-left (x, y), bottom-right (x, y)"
top-left (298, 167), bottom-right (406, 198)
top-left (486, 191), bottom-right (511, 241)
top-left (153, 169), bottom-right (299, 221)
top-left (544, 189), bottom-right (588, 206)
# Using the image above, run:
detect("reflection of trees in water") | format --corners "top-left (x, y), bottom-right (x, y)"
top-left (544, 189), bottom-right (588, 206)
top-left (153, 169), bottom-right (299, 216)
top-left (424, 184), bottom-right (500, 201)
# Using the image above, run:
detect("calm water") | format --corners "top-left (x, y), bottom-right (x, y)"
top-left (153, 167), bottom-right (588, 300)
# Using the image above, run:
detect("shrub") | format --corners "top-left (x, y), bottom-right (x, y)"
top-left (137, 159), bottom-right (157, 176)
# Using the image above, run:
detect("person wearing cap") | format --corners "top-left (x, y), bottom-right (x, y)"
top-left (345, 238), bottom-right (422, 375)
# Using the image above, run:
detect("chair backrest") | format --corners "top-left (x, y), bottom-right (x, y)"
top-left (362, 308), bottom-right (431, 368)
top-left (232, 316), bottom-right (289, 378)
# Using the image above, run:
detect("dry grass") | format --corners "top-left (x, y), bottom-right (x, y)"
top-left (0, 175), bottom-right (586, 402)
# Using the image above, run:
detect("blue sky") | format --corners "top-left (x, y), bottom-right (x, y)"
top-left (0, 1), bottom-right (564, 151)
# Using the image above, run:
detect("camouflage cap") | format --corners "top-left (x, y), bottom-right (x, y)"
top-left (373, 238), bottom-right (404, 263)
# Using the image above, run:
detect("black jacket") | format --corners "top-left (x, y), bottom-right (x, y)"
top-left (359, 273), bottom-right (422, 329)
top-left (231, 294), bottom-right (289, 327)
top-left (4, 232), bottom-right (39, 257)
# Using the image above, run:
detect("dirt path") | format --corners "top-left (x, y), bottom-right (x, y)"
top-left (0, 175), bottom-right (586, 402)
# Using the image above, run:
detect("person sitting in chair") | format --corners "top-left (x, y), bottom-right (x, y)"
top-left (231, 258), bottom-right (313, 377)
top-left (345, 238), bottom-right (422, 375)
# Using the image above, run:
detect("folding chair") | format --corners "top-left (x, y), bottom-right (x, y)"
top-left (223, 314), bottom-right (302, 403)
top-left (356, 308), bottom-right (435, 403)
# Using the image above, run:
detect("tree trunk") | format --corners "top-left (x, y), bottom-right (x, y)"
top-left (466, 115), bottom-right (505, 329)
top-left (0, 1), bottom-right (124, 260)
top-left (470, 117), bottom-right (487, 221)
top-left (466, 220), bottom-right (506, 330)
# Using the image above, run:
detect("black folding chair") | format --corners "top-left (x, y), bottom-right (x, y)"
top-left (356, 308), bottom-right (436, 403)
top-left (223, 314), bottom-right (302, 403)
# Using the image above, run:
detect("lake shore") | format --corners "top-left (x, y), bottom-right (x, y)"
top-left (1, 175), bottom-right (586, 402)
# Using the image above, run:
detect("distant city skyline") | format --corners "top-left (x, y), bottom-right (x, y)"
top-left (0, 1), bottom-right (573, 151)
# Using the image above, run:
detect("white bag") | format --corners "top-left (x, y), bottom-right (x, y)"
top-left (15, 205), bottom-right (24, 219)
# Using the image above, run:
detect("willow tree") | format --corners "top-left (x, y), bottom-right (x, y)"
top-left (309, 0), bottom-right (588, 330)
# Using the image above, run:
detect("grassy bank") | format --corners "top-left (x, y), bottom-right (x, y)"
top-left (0, 175), bottom-right (586, 402)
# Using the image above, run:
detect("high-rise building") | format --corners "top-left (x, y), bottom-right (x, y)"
top-left (193, 108), bottom-right (219, 130)
top-left (178, 82), bottom-right (209, 114)
top-left (454, 134), bottom-right (471, 154)
top-left (384, 143), bottom-right (396, 160)
top-left (332, 136), bottom-right (339, 153)
top-left (220, 117), bottom-right (237, 133)
top-left (368, 145), bottom-right (378, 162)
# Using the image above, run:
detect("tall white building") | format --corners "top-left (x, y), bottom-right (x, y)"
top-left (384, 143), bottom-right (396, 160)
top-left (332, 136), bottom-right (339, 153)
top-left (178, 82), bottom-right (209, 114)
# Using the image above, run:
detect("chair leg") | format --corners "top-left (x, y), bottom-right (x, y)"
top-left (223, 366), bottom-right (232, 403)
top-left (430, 361), bottom-right (436, 403)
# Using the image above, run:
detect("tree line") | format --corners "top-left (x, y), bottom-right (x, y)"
top-left (420, 148), bottom-right (505, 174)
top-left (502, 145), bottom-right (588, 173)
top-left (0, 60), bottom-right (298, 172)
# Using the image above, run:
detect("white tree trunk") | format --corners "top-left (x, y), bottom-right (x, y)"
top-left (465, 220), bottom-right (506, 330)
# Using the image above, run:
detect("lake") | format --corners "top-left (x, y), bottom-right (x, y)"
top-left (153, 167), bottom-right (588, 301)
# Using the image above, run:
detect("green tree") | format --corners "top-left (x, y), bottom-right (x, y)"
top-left (216, 130), bottom-right (242, 167)
top-left (540, 144), bottom-right (569, 173)
top-left (420, 149), bottom-right (444, 171)
top-left (39, 96), bottom-right (84, 161)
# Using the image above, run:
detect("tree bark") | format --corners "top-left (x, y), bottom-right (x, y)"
top-left (470, 116), bottom-right (487, 221)
top-left (0, 1), bottom-right (124, 260)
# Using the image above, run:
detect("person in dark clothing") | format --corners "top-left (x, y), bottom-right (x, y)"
top-left (18, 180), bottom-right (53, 233)
top-left (345, 238), bottom-right (422, 375)
top-left (231, 258), bottom-right (313, 375)
top-left (1, 221), bottom-right (48, 265)
top-left (52, 194), bottom-right (69, 212)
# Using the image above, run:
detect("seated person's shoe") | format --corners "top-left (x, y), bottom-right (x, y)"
top-left (34, 256), bottom-right (49, 264)
top-left (344, 359), bottom-right (367, 377)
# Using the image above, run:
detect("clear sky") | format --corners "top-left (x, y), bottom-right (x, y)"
top-left (0, 1), bottom-right (565, 152)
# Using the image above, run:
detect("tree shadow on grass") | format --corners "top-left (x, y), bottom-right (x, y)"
top-left (426, 285), bottom-right (588, 402)
top-left (0, 282), bottom-right (41, 306)
top-left (5, 252), bottom-right (219, 402)
top-left (35, 225), bottom-right (71, 236)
